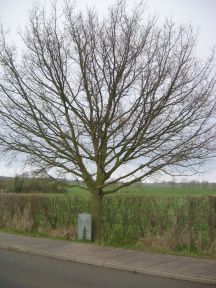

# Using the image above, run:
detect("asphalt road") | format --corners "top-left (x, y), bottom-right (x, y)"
top-left (0, 248), bottom-right (214, 288)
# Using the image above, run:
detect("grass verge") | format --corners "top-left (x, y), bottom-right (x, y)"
top-left (1, 228), bottom-right (214, 260)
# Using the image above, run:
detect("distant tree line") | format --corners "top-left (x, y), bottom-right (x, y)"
top-left (162, 180), bottom-right (214, 187)
top-left (0, 175), bottom-right (66, 193)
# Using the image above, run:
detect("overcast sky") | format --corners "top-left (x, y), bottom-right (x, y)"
top-left (0, 0), bottom-right (216, 181)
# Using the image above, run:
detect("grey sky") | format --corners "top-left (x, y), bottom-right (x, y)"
top-left (0, 0), bottom-right (216, 181)
top-left (1, 0), bottom-right (215, 56)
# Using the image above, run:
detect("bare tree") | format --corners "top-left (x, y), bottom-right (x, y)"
top-left (0, 1), bottom-right (216, 240)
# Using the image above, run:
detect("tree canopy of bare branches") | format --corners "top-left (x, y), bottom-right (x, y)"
top-left (0, 1), bottom-right (216, 239)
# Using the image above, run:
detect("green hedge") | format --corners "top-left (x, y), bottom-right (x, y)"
top-left (102, 196), bottom-right (216, 252)
top-left (0, 193), bottom-right (215, 254)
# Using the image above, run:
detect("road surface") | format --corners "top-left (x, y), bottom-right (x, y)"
top-left (0, 248), bottom-right (214, 288)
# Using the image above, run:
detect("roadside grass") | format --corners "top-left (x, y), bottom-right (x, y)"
top-left (1, 227), bottom-right (212, 259)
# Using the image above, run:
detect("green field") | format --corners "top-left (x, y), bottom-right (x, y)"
top-left (67, 183), bottom-right (216, 198)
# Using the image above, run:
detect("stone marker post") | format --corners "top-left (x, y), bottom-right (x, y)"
top-left (77, 213), bottom-right (92, 241)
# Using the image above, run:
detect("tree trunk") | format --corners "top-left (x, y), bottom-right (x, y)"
top-left (91, 191), bottom-right (103, 241)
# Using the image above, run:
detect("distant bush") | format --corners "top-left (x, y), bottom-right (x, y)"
top-left (12, 175), bottom-right (66, 193)
top-left (0, 175), bottom-right (67, 194)
top-left (0, 177), bottom-right (14, 192)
